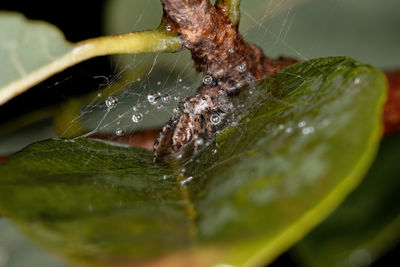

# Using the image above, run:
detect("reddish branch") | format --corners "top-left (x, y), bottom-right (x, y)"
top-left (161, 0), bottom-right (297, 95)
top-left (383, 71), bottom-right (400, 136)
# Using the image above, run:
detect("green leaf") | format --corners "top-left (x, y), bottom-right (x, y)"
top-left (294, 133), bottom-right (400, 267)
top-left (0, 11), bottom-right (181, 105)
top-left (243, 0), bottom-right (400, 69)
top-left (0, 11), bottom-right (73, 105)
top-left (0, 57), bottom-right (386, 266)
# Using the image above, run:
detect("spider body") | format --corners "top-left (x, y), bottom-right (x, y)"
top-left (152, 86), bottom-right (233, 162)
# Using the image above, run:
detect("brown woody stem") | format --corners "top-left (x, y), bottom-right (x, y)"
top-left (161, 0), bottom-right (297, 96)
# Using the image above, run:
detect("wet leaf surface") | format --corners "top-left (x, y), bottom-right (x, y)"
top-left (294, 132), bottom-right (400, 267)
top-left (0, 57), bottom-right (386, 266)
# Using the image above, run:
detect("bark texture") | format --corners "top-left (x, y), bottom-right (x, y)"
top-left (161, 0), bottom-right (297, 95)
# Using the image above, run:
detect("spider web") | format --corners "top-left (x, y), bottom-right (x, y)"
top-left (60, 0), bottom-right (399, 143)
top-left (1, 0), bottom-right (400, 265)
top-left (60, 0), bottom-right (312, 141)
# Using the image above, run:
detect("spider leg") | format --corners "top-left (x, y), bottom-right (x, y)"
top-left (204, 113), bottom-right (212, 138)
top-left (171, 114), bottom-right (189, 152)
top-left (193, 115), bottom-right (201, 153)
top-left (229, 101), bottom-right (235, 120)
top-left (153, 117), bottom-right (177, 163)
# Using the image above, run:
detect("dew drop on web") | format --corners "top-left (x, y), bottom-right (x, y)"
top-left (161, 94), bottom-right (170, 103)
top-left (132, 113), bottom-right (143, 123)
top-left (115, 128), bottom-right (123, 136)
top-left (210, 114), bottom-right (221, 125)
top-left (147, 93), bottom-right (160, 105)
top-left (298, 121), bottom-right (306, 128)
top-left (203, 75), bottom-right (213, 85)
top-left (173, 107), bottom-right (180, 114)
top-left (105, 96), bottom-right (118, 109)
top-left (237, 63), bottom-right (247, 73)
top-left (302, 126), bottom-right (315, 135)
top-left (196, 137), bottom-right (204, 146)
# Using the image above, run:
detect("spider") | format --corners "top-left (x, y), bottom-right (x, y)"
top-left (152, 85), bottom-right (233, 163)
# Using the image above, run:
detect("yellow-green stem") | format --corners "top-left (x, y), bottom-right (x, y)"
top-left (0, 30), bottom-right (182, 106)
top-left (216, 0), bottom-right (242, 25)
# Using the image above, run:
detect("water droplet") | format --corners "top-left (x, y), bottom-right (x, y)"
top-left (212, 149), bottom-right (218, 154)
top-left (181, 168), bottom-right (186, 173)
top-left (354, 77), bottom-right (361, 84)
top-left (196, 138), bottom-right (204, 146)
top-left (237, 63), bottom-right (247, 73)
top-left (298, 121), bottom-right (307, 128)
top-left (180, 176), bottom-right (193, 186)
top-left (115, 128), bottom-right (123, 136)
top-left (210, 114), bottom-right (221, 125)
top-left (165, 25), bottom-right (172, 31)
top-left (203, 75), bottom-right (213, 85)
top-left (137, 78), bottom-right (141, 81)
top-left (228, 48), bottom-right (234, 54)
top-left (162, 175), bottom-right (168, 180)
top-left (161, 94), bottom-right (170, 103)
top-left (286, 127), bottom-right (293, 133)
top-left (157, 81), bottom-right (162, 86)
top-left (147, 93), bottom-right (160, 105)
top-left (348, 249), bottom-right (372, 267)
top-left (302, 126), bottom-right (315, 135)
top-left (132, 113), bottom-right (143, 123)
top-left (157, 104), bottom-right (163, 110)
top-left (132, 105), bottom-right (138, 112)
top-left (105, 96), bottom-right (118, 109)
top-left (178, 78), bottom-right (183, 82)
top-left (97, 93), bottom-right (102, 97)
top-left (173, 107), bottom-right (180, 114)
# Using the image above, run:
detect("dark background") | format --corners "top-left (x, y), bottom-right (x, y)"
top-left (0, 1), bottom-right (113, 125)
top-left (1, 1), bottom-right (398, 266)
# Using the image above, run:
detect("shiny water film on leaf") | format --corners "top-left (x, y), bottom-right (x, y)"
top-left (295, 132), bottom-right (400, 267)
top-left (0, 57), bottom-right (386, 267)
